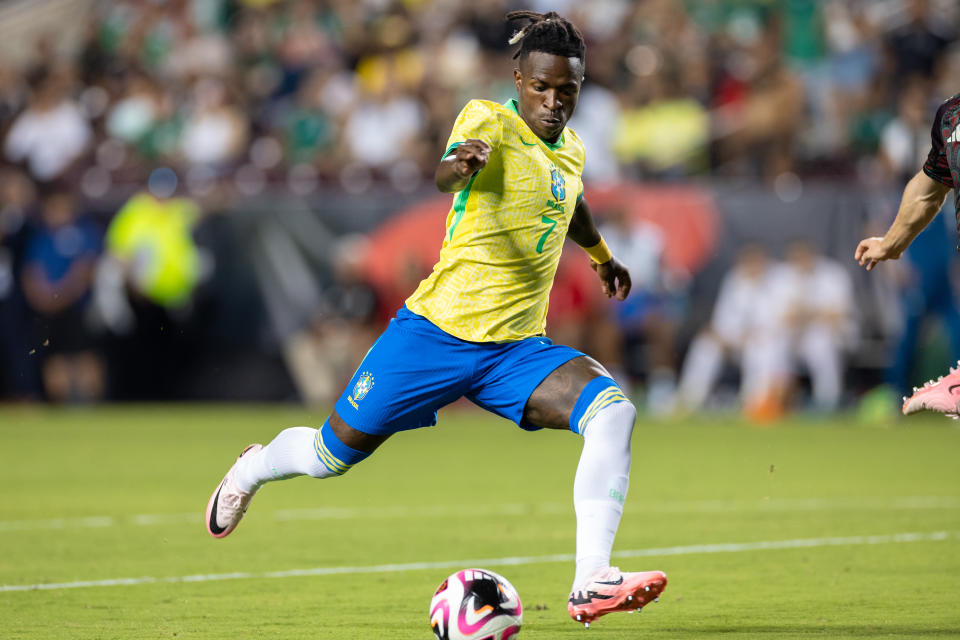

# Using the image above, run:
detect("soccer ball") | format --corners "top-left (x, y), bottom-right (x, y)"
top-left (429, 568), bottom-right (523, 640)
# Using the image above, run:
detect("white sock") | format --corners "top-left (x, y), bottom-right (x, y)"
top-left (572, 401), bottom-right (635, 589)
top-left (235, 426), bottom-right (333, 492)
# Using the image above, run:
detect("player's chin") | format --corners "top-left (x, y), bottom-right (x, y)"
top-left (536, 120), bottom-right (565, 140)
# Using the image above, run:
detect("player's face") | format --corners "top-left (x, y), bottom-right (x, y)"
top-left (514, 52), bottom-right (583, 143)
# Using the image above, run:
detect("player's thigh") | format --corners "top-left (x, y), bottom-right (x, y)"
top-left (522, 356), bottom-right (611, 430)
top-left (330, 308), bottom-right (475, 447)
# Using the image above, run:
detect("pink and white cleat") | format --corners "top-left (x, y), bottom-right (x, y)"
top-left (567, 567), bottom-right (667, 627)
top-left (902, 361), bottom-right (960, 418)
top-left (205, 443), bottom-right (263, 538)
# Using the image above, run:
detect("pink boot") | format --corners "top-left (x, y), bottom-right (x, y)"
top-left (902, 362), bottom-right (960, 418)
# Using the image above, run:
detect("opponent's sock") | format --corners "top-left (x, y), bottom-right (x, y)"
top-left (234, 421), bottom-right (369, 492)
top-left (572, 400), bottom-right (635, 588)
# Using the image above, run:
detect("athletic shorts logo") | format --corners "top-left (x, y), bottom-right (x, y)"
top-left (353, 371), bottom-right (375, 402)
top-left (550, 167), bottom-right (566, 202)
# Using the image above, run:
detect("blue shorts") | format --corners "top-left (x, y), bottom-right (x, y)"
top-left (334, 306), bottom-right (584, 435)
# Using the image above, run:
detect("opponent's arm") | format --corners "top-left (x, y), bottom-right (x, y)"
top-left (855, 171), bottom-right (952, 271)
top-left (435, 139), bottom-right (491, 193)
top-left (568, 197), bottom-right (631, 300)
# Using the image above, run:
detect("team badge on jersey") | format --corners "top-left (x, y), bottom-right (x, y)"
top-left (550, 167), bottom-right (566, 202)
top-left (353, 372), bottom-right (374, 401)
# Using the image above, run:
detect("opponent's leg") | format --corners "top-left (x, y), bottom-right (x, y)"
top-left (523, 357), bottom-right (667, 626)
top-left (205, 412), bottom-right (386, 538)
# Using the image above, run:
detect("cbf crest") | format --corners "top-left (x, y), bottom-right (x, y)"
top-left (353, 371), bottom-right (374, 401)
top-left (550, 167), bottom-right (566, 202)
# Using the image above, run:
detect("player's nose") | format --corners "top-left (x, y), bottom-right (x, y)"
top-left (543, 89), bottom-right (561, 111)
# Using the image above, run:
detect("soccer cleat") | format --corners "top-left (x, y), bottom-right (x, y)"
top-left (901, 361), bottom-right (960, 417)
top-left (567, 567), bottom-right (667, 626)
top-left (205, 443), bottom-right (262, 538)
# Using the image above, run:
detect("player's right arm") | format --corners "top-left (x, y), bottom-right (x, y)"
top-left (435, 139), bottom-right (490, 193)
top-left (434, 100), bottom-right (502, 194)
top-left (855, 170), bottom-right (951, 271)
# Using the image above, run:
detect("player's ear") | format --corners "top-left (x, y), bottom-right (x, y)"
top-left (513, 67), bottom-right (523, 93)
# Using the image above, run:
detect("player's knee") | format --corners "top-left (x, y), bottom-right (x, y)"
top-left (313, 419), bottom-right (371, 478)
top-left (569, 376), bottom-right (634, 436)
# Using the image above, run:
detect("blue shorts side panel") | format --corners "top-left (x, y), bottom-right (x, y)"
top-left (334, 309), bottom-right (475, 435)
top-left (467, 336), bottom-right (584, 430)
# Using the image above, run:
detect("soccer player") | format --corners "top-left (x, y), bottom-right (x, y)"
top-left (205, 10), bottom-right (666, 627)
top-left (855, 91), bottom-right (960, 416)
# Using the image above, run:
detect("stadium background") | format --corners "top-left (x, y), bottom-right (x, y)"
top-left (0, 0), bottom-right (959, 415)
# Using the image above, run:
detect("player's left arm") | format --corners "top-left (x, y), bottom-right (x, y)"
top-left (568, 197), bottom-right (631, 300)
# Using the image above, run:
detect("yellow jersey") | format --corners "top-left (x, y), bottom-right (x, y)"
top-left (405, 99), bottom-right (586, 342)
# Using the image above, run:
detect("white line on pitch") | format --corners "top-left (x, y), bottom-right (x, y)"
top-left (1, 530), bottom-right (954, 593)
top-left (0, 495), bottom-right (956, 533)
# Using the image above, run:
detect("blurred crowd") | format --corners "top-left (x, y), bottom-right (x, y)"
top-left (2, 0), bottom-right (959, 191)
top-left (0, 0), bottom-right (959, 411)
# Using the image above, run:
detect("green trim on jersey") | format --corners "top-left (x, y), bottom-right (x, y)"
top-left (504, 99), bottom-right (565, 150)
top-left (448, 172), bottom-right (478, 241)
top-left (443, 141), bottom-right (462, 159)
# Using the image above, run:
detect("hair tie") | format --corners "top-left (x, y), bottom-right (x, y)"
top-left (508, 27), bottom-right (527, 45)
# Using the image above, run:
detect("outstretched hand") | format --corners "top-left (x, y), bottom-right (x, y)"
top-left (452, 139), bottom-right (491, 178)
top-left (854, 237), bottom-right (899, 271)
top-left (591, 257), bottom-right (631, 300)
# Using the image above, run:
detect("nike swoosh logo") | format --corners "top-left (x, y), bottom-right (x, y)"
top-left (595, 577), bottom-right (624, 586)
top-left (464, 603), bottom-right (493, 626)
top-left (208, 482), bottom-right (227, 535)
top-left (949, 384), bottom-right (960, 394)
top-left (519, 138), bottom-right (538, 146)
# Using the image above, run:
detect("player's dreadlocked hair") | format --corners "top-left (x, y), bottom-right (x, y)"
top-left (506, 10), bottom-right (585, 62)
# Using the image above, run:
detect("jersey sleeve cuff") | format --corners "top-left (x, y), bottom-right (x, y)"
top-left (923, 164), bottom-right (956, 188)
top-left (442, 142), bottom-right (463, 159)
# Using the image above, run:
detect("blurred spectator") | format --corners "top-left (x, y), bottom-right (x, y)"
top-left (0, 169), bottom-right (37, 398)
top-left (21, 182), bottom-right (104, 402)
top-left (595, 210), bottom-right (683, 412)
top-left (99, 169), bottom-right (203, 399)
top-left (342, 83), bottom-right (425, 176)
top-left (676, 244), bottom-right (782, 413)
top-left (614, 66), bottom-right (709, 178)
top-left (567, 64), bottom-right (621, 183)
top-left (105, 72), bottom-right (165, 147)
top-left (879, 76), bottom-right (935, 183)
top-left (4, 70), bottom-right (92, 181)
top-left (885, 0), bottom-right (952, 87)
top-left (179, 78), bottom-right (250, 168)
top-left (713, 31), bottom-right (805, 179)
top-left (769, 240), bottom-right (856, 412)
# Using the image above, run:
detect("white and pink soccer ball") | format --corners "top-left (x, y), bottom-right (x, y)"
top-left (429, 568), bottom-right (523, 640)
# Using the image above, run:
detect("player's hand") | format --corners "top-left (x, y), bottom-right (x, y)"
top-left (854, 236), bottom-right (900, 271)
top-left (452, 139), bottom-right (490, 178)
top-left (591, 257), bottom-right (631, 300)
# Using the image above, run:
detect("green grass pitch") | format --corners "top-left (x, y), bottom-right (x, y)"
top-left (1, 405), bottom-right (959, 639)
